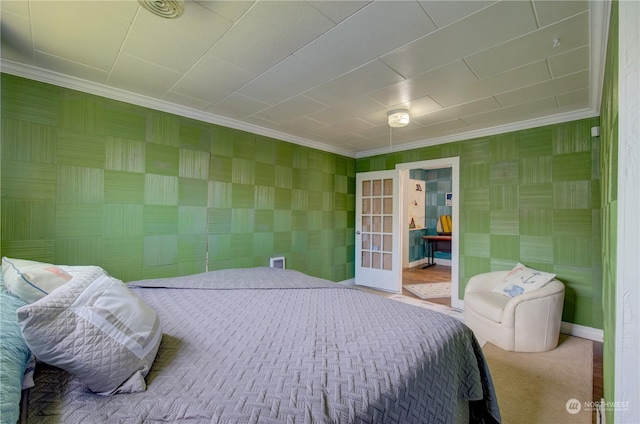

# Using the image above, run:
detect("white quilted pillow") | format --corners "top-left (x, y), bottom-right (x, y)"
top-left (17, 266), bottom-right (162, 395)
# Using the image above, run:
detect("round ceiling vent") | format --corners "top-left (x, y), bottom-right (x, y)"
top-left (138, 0), bottom-right (184, 19)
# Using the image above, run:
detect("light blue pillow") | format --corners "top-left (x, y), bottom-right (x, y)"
top-left (492, 262), bottom-right (556, 298)
top-left (1, 278), bottom-right (32, 424)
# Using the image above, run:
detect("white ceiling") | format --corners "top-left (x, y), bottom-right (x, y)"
top-left (0, 0), bottom-right (608, 158)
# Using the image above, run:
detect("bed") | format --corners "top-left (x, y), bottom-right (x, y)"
top-left (2, 261), bottom-right (500, 423)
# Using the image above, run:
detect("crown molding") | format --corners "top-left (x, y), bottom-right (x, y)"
top-left (3, 0), bottom-right (608, 166)
top-left (0, 59), bottom-right (356, 158)
top-left (355, 108), bottom-right (599, 159)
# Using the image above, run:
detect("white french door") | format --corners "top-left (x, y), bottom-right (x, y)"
top-left (355, 170), bottom-right (402, 293)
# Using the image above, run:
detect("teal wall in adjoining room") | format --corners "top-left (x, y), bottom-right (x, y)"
top-left (357, 117), bottom-right (603, 329)
top-left (407, 168), bottom-right (452, 262)
top-left (0, 74), bottom-right (356, 283)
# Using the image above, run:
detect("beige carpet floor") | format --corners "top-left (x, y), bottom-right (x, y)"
top-left (483, 334), bottom-right (593, 424)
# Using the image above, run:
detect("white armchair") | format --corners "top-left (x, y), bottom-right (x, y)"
top-left (463, 270), bottom-right (565, 352)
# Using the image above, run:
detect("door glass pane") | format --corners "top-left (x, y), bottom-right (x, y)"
top-left (383, 216), bottom-right (393, 233)
top-left (383, 179), bottom-right (393, 196)
top-left (383, 253), bottom-right (392, 270)
top-left (362, 198), bottom-right (371, 214)
top-left (372, 252), bottom-right (381, 269)
top-left (362, 234), bottom-right (370, 250)
top-left (383, 235), bottom-right (392, 252)
top-left (372, 216), bottom-right (382, 232)
top-left (372, 234), bottom-right (381, 252)
top-left (362, 180), bottom-right (371, 196)
top-left (362, 216), bottom-right (371, 232)
top-left (362, 251), bottom-right (371, 268)
top-left (373, 179), bottom-right (382, 196)
top-left (383, 198), bottom-right (392, 214)
top-left (373, 198), bottom-right (382, 214)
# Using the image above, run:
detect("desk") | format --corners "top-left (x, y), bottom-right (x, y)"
top-left (421, 235), bottom-right (452, 269)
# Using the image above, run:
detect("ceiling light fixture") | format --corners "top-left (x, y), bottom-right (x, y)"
top-left (138, 0), bottom-right (184, 19)
top-left (387, 109), bottom-right (410, 128)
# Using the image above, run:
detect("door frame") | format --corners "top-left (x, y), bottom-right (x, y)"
top-left (396, 157), bottom-right (461, 308)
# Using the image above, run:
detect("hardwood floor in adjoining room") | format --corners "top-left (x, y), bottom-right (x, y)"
top-left (402, 264), bottom-right (452, 307)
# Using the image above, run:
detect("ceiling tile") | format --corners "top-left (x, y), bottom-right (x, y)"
top-left (304, 60), bottom-right (405, 106)
top-left (194, 1), bottom-right (255, 22)
top-left (208, 1), bottom-right (335, 75)
top-left (417, 0), bottom-right (494, 28)
top-left (34, 51), bottom-right (109, 84)
top-left (172, 53), bottom-right (256, 104)
top-left (252, 96), bottom-right (326, 125)
top-left (462, 97), bottom-right (560, 127)
top-left (465, 11), bottom-right (590, 79)
top-left (0, 6), bottom-right (34, 64)
top-left (381, 1), bottom-right (538, 78)
top-left (278, 117), bottom-right (328, 133)
top-left (1, 1), bottom-right (30, 18)
top-left (496, 70), bottom-right (589, 107)
top-left (163, 91), bottom-right (212, 111)
top-left (532, 0), bottom-right (589, 27)
top-left (404, 95), bottom-right (443, 117)
top-left (206, 93), bottom-right (269, 120)
top-left (368, 60), bottom-right (477, 108)
top-left (418, 118), bottom-right (470, 139)
top-left (29, 1), bottom-right (134, 71)
top-left (548, 46), bottom-right (589, 77)
top-left (311, 118), bottom-right (374, 138)
top-left (557, 88), bottom-right (589, 108)
top-left (238, 55), bottom-right (331, 105)
top-left (412, 97), bottom-right (501, 126)
top-left (294, 1), bottom-right (435, 80)
top-left (122, 2), bottom-right (232, 73)
top-left (308, 97), bottom-right (386, 125)
top-left (108, 53), bottom-right (183, 98)
top-left (430, 60), bottom-right (551, 108)
top-left (308, 1), bottom-right (372, 24)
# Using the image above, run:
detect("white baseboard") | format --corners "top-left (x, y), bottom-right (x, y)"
top-left (339, 278), bottom-right (355, 287)
top-left (560, 321), bottom-right (604, 342)
top-left (408, 258), bottom-right (452, 268)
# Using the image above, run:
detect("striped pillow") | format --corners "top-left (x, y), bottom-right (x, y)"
top-left (1, 257), bottom-right (72, 303)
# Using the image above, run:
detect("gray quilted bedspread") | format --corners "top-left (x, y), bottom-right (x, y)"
top-left (26, 267), bottom-right (500, 423)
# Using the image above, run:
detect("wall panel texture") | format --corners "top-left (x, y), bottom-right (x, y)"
top-left (0, 74), bottom-right (356, 282)
top-left (357, 117), bottom-right (603, 329)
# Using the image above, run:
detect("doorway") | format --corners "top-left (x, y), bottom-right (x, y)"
top-left (396, 157), bottom-right (460, 308)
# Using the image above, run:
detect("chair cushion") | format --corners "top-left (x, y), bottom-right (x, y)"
top-left (464, 292), bottom-right (511, 323)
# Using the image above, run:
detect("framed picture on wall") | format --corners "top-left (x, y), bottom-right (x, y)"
top-left (445, 192), bottom-right (453, 206)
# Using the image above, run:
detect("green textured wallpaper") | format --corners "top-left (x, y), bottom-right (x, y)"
top-left (600, 1), bottom-right (618, 421)
top-left (0, 74), bottom-right (356, 282)
top-left (357, 117), bottom-right (603, 329)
